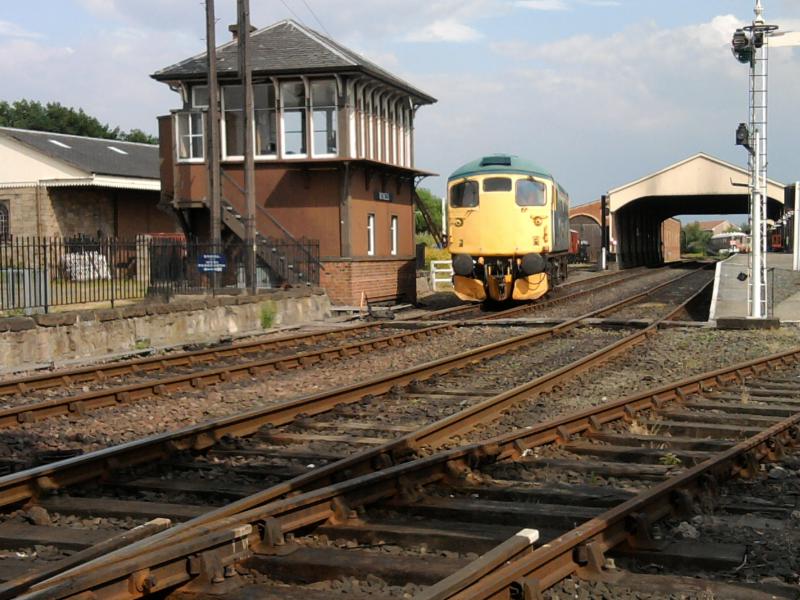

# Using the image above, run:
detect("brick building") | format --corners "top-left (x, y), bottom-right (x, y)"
top-left (0, 127), bottom-right (178, 239)
top-left (152, 19), bottom-right (436, 304)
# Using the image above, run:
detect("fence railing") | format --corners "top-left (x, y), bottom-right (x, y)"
top-left (0, 236), bottom-right (320, 314)
top-left (430, 260), bottom-right (454, 291)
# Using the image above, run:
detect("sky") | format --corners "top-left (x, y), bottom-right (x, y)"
top-left (1, 0), bottom-right (800, 220)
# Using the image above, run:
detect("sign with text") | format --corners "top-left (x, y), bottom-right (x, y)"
top-left (197, 253), bottom-right (227, 273)
top-left (374, 191), bottom-right (394, 202)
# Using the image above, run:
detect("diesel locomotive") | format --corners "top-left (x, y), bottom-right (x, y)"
top-left (447, 154), bottom-right (571, 302)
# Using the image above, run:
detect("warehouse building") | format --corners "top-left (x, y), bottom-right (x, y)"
top-left (0, 127), bottom-right (177, 239)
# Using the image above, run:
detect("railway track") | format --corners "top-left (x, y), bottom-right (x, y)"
top-left (0, 267), bottom-right (714, 597)
top-left (0, 266), bottom-right (704, 439)
top-left (409, 265), bottom-right (654, 321)
top-left (0, 264), bottom-right (668, 402)
top-left (25, 346), bottom-right (800, 600)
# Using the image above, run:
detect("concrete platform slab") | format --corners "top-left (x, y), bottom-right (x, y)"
top-left (711, 253), bottom-right (800, 322)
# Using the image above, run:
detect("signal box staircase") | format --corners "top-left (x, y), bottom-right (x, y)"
top-left (216, 172), bottom-right (320, 286)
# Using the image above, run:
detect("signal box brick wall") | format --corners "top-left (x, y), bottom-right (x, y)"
top-left (321, 258), bottom-right (416, 305)
top-left (0, 185), bottom-right (179, 238)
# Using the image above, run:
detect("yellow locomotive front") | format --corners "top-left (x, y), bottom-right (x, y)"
top-left (447, 154), bottom-right (570, 303)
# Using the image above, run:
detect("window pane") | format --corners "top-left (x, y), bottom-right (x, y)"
top-left (483, 177), bottom-right (512, 192)
top-left (191, 135), bottom-right (204, 159)
top-left (192, 86), bottom-right (209, 108)
top-left (450, 181), bottom-right (479, 208)
top-left (254, 83), bottom-right (275, 109)
top-left (281, 81), bottom-right (305, 108)
top-left (256, 110), bottom-right (277, 155)
top-left (284, 110), bottom-right (306, 154)
top-left (313, 109), bottom-right (337, 155)
top-left (311, 81), bottom-right (336, 107)
top-left (515, 179), bottom-right (546, 206)
top-left (177, 113), bottom-right (190, 159)
top-left (0, 204), bottom-right (8, 238)
top-left (223, 86), bottom-right (243, 109)
top-left (225, 111), bottom-right (244, 156)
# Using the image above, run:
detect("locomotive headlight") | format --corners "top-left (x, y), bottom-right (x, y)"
top-left (533, 217), bottom-right (543, 226)
top-left (454, 218), bottom-right (464, 227)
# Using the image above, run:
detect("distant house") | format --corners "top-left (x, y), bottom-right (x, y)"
top-left (151, 19), bottom-right (436, 304)
top-left (697, 219), bottom-right (737, 236)
top-left (0, 127), bottom-right (179, 239)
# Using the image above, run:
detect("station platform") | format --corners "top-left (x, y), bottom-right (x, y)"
top-left (711, 253), bottom-right (800, 323)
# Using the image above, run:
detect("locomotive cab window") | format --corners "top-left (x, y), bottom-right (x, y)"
top-left (483, 177), bottom-right (512, 192)
top-left (450, 181), bottom-right (479, 208)
top-left (516, 179), bottom-right (546, 207)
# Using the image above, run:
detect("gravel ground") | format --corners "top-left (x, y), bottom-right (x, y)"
top-left (466, 326), bottom-right (800, 444)
top-left (0, 324), bottom-right (417, 409)
top-left (0, 325), bottom-right (533, 462)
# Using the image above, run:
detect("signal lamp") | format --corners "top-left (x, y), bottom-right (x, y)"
top-left (736, 123), bottom-right (752, 151)
top-left (732, 29), bottom-right (750, 50)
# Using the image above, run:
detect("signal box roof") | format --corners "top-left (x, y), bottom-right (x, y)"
top-left (448, 154), bottom-right (554, 182)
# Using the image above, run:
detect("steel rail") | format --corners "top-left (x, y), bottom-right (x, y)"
top-left (0, 268), bottom-right (703, 433)
top-left (27, 273), bottom-right (713, 596)
top-left (423, 391), bottom-right (800, 599)
top-left (0, 270), bottom-right (697, 508)
top-left (27, 345), bottom-right (800, 600)
top-left (415, 267), bottom-right (651, 321)
top-left (0, 321), bottom-right (386, 396)
top-left (0, 323), bottom-right (449, 428)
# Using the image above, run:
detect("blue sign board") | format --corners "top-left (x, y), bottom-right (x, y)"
top-left (197, 253), bottom-right (227, 273)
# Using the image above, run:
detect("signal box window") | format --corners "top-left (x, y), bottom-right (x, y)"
top-left (367, 213), bottom-right (376, 256)
top-left (483, 177), bottom-right (512, 192)
top-left (516, 179), bottom-right (546, 207)
top-left (450, 181), bottom-right (479, 208)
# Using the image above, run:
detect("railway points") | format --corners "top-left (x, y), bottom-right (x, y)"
top-left (19, 346), bottom-right (800, 599)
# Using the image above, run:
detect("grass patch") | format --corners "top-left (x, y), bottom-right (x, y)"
top-left (134, 338), bottom-right (151, 350)
top-left (260, 301), bottom-right (277, 329)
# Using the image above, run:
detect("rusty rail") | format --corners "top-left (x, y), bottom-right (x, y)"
top-left (25, 345), bottom-right (800, 599)
top-left (0, 268), bottom-right (703, 433)
top-left (21, 273), bottom-right (714, 598)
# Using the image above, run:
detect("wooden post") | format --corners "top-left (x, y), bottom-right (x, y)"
top-left (205, 0), bottom-right (222, 285)
top-left (237, 0), bottom-right (257, 292)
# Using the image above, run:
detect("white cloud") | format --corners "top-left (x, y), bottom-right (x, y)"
top-left (405, 19), bottom-right (483, 43)
top-left (0, 20), bottom-right (43, 39)
top-left (515, 0), bottom-right (569, 10)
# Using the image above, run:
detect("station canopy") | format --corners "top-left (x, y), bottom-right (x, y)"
top-left (607, 153), bottom-right (787, 268)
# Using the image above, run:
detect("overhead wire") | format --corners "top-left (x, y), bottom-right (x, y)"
top-left (300, 0), bottom-right (333, 37)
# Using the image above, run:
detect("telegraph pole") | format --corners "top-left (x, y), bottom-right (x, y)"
top-left (237, 0), bottom-right (257, 293)
top-left (205, 0), bottom-right (221, 268)
top-left (794, 182), bottom-right (800, 271)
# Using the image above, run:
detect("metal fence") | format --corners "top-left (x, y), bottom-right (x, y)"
top-left (0, 236), bottom-right (320, 314)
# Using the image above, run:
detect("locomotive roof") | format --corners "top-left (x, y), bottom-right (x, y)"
top-left (448, 154), bottom-right (554, 182)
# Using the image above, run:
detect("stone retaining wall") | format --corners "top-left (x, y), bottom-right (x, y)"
top-left (0, 288), bottom-right (331, 371)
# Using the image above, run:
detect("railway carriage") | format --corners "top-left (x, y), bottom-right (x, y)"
top-left (447, 154), bottom-right (571, 302)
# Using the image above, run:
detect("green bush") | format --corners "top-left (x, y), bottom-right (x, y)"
top-left (260, 301), bottom-right (276, 329)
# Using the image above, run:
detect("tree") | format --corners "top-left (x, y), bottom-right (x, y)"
top-left (122, 128), bottom-right (159, 144)
top-left (0, 100), bottom-right (158, 144)
top-left (682, 221), bottom-right (713, 255)
top-left (415, 188), bottom-right (443, 235)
